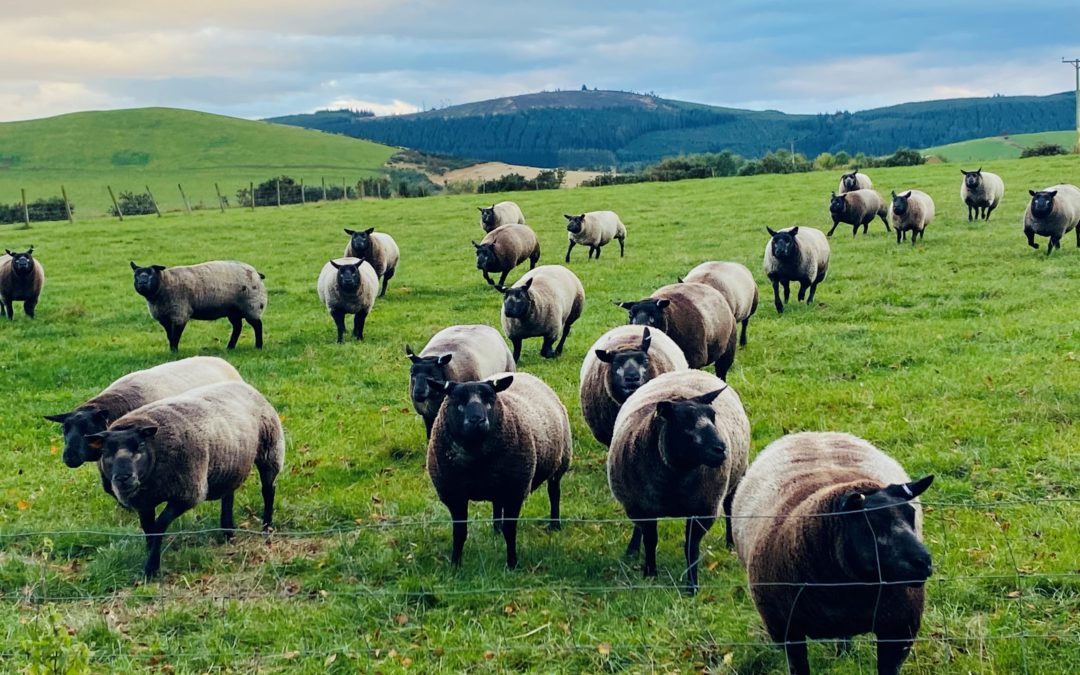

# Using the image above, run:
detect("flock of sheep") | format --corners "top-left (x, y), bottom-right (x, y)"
top-left (4, 165), bottom-right (1077, 675)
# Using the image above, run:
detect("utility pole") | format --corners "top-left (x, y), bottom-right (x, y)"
top-left (1065, 58), bottom-right (1080, 152)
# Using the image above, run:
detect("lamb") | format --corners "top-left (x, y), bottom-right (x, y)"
top-left (890, 190), bottom-right (936, 245)
top-left (130, 260), bottom-right (267, 352)
top-left (763, 226), bottom-right (830, 314)
top-left (1022, 184), bottom-right (1080, 255)
top-left (499, 265), bottom-right (584, 362)
top-left (828, 190), bottom-right (889, 237)
top-left (343, 228), bottom-right (400, 297)
top-left (618, 282), bottom-right (737, 378)
top-left (86, 381), bottom-right (285, 576)
top-left (426, 372), bottom-right (571, 569)
top-left (316, 257), bottom-right (378, 342)
top-left (479, 201), bottom-right (526, 233)
top-left (564, 211), bottom-right (627, 262)
top-left (44, 356), bottom-right (243, 497)
top-left (960, 168), bottom-right (1005, 221)
top-left (578, 326), bottom-right (689, 446)
top-left (607, 370), bottom-right (750, 594)
top-left (0, 247), bottom-right (44, 320)
top-left (405, 325), bottom-right (515, 438)
top-left (731, 432), bottom-right (934, 675)
top-left (681, 261), bottom-right (759, 345)
top-left (837, 168), bottom-right (872, 195)
top-left (473, 223), bottom-right (541, 287)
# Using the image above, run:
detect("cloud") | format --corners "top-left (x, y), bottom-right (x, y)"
top-left (324, 98), bottom-right (420, 116)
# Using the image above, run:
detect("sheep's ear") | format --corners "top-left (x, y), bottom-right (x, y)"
top-left (563, 214), bottom-right (574, 220)
top-left (693, 386), bottom-right (728, 405)
top-left (436, 353), bottom-right (453, 366)
top-left (960, 169), bottom-right (968, 175)
top-left (1029, 189), bottom-right (1037, 197)
top-left (1047, 190), bottom-right (1058, 197)
top-left (137, 426), bottom-right (158, 440)
top-left (364, 227), bottom-right (375, 234)
top-left (841, 491), bottom-right (867, 511)
top-left (640, 327), bottom-right (651, 352)
top-left (595, 349), bottom-right (614, 363)
top-left (130, 261), bottom-right (139, 270)
top-left (655, 299), bottom-right (671, 309)
top-left (494, 285), bottom-right (508, 294)
top-left (766, 226), bottom-right (778, 237)
top-left (44, 412), bottom-right (72, 424)
top-left (344, 228), bottom-right (356, 235)
top-left (426, 377), bottom-right (454, 395)
top-left (92, 409), bottom-right (109, 426)
top-left (891, 191), bottom-right (897, 199)
top-left (26, 246), bottom-right (34, 255)
top-left (330, 260), bottom-right (342, 269)
top-left (902, 191), bottom-right (911, 198)
top-left (471, 240), bottom-right (481, 249)
top-left (521, 278), bottom-right (533, 291)
top-left (477, 207), bottom-right (485, 212)
top-left (976, 167), bottom-right (982, 173)
top-left (616, 301), bottom-right (636, 310)
top-left (85, 433), bottom-right (106, 451)
top-left (676, 276), bottom-right (684, 283)
top-left (655, 400), bottom-right (675, 420)
top-left (789, 226), bottom-right (799, 236)
top-left (890, 475), bottom-right (934, 500)
top-left (489, 375), bottom-right (514, 393)
top-left (404, 344), bottom-right (421, 363)
top-left (152, 265), bottom-right (165, 271)
top-left (830, 191), bottom-right (836, 198)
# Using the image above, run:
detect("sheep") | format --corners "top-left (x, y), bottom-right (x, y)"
top-left (890, 190), bottom-right (936, 245)
top-left (563, 211), bottom-right (627, 262)
top-left (838, 168), bottom-right (873, 195)
top-left (1023, 184), bottom-right (1080, 255)
top-left (960, 168), bottom-right (1005, 221)
top-left (44, 356), bottom-right (243, 497)
top-left (578, 326), bottom-right (689, 446)
top-left (0, 247), bottom-right (44, 320)
top-left (681, 261), bottom-right (759, 345)
top-left (617, 282), bottom-right (737, 378)
top-left (827, 190), bottom-right (890, 237)
top-left (763, 226), bottom-right (830, 314)
top-left (731, 432), bottom-right (934, 675)
top-left (130, 260), bottom-right (267, 352)
top-left (86, 381), bottom-right (285, 577)
top-left (473, 223), bottom-right (541, 287)
top-left (426, 372), bottom-right (571, 569)
top-left (316, 257), bottom-right (378, 342)
top-left (343, 228), bottom-right (400, 297)
top-left (607, 369), bottom-right (750, 594)
top-left (405, 324), bottom-right (516, 438)
top-left (498, 265), bottom-right (584, 362)
top-left (479, 201), bottom-right (526, 233)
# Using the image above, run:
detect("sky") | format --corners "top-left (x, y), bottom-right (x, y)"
top-left (2, 0), bottom-right (1079, 122)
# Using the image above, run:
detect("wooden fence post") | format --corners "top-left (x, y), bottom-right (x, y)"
top-left (250, 182), bottom-right (255, 211)
top-left (321, 177), bottom-right (327, 201)
top-left (276, 178), bottom-right (281, 207)
top-left (300, 178), bottom-right (306, 205)
top-left (21, 188), bottom-right (30, 228)
top-left (145, 185), bottom-right (162, 217)
top-left (214, 183), bottom-right (225, 212)
top-left (107, 186), bottom-right (124, 221)
top-left (343, 177), bottom-right (348, 200)
top-left (61, 185), bottom-right (73, 223)
top-left (178, 184), bottom-right (191, 215)
top-left (359, 181), bottom-right (365, 200)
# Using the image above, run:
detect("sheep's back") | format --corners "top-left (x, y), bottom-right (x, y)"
top-left (651, 282), bottom-right (734, 368)
top-left (570, 211), bottom-right (622, 247)
top-left (502, 265), bottom-right (583, 339)
top-left (482, 224), bottom-right (538, 268)
top-left (422, 324), bottom-right (516, 381)
top-left (683, 262), bottom-right (758, 322)
top-left (157, 261), bottom-right (266, 320)
top-left (493, 201), bottom-right (526, 227)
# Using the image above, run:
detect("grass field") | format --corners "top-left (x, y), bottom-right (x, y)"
top-left (1, 155), bottom-right (1078, 673)
top-left (0, 108), bottom-right (396, 217)
top-left (923, 130), bottom-right (1078, 163)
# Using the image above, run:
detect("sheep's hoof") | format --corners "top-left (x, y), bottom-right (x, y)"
top-left (547, 520), bottom-right (562, 532)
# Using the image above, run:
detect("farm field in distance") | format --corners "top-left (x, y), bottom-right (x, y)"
top-left (923, 130), bottom-right (1078, 162)
top-left (1, 155), bottom-right (1078, 673)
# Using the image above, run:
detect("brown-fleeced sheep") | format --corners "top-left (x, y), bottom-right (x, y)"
top-left (88, 381), bottom-right (285, 577)
top-left (828, 190), bottom-right (890, 237)
top-left (961, 168), bottom-right (1005, 221)
top-left (890, 190), bottom-right (935, 246)
top-left (316, 257), bottom-right (378, 342)
top-left (607, 369), bottom-right (750, 594)
top-left (1023, 183), bottom-right (1080, 255)
top-left (763, 226), bottom-right (830, 314)
top-left (343, 228), bottom-right (400, 296)
top-left (732, 432), bottom-right (934, 675)
top-left (579, 325), bottom-right (688, 446)
top-left (499, 264), bottom-right (584, 362)
top-left (682, 261), bottom-right (759, 345)
top-left (474, 223), bottom-right (541, 287)
top-left (0, 247), bottom-right (44, 320)
top-left (479, 201), bottom-right (526, 233)
top-left (426, 372), bottom-right (571, 569)
top-left (564, 211), bottom-right (627, 262)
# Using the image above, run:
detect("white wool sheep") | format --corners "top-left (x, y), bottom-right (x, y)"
top-left (316, 257), bottom-right (378, 342)
top-left (762, 226), bottom-right (830, 314)
top-left (890, 189), bottom-right (936, 245)
top-left (564, 211), bottom-right (627, 262)
top-left (682, 261), bottom-right (759, 345)
top-left (960, 168), bottom-right (1005, 221)
top-left (499, 265), bottom-right (584, 362)
top-left (1023, 184), bottom-right (1080, 255)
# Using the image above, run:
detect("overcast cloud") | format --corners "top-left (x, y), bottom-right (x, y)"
top-left (2, 0), bottom-right (1079, 122)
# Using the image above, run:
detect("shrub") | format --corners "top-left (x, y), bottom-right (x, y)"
top-left (19, 608), bottom-right (92, 675)
top-left (1020, 143), bottom-right (1069, 158)
top-left (110, 191), bottom-right (156, 216)
top-left (0, 197), bottom-right (72, 224)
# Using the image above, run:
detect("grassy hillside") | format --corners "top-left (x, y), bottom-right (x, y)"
top-left (1, 156), bottom-right (1078, 673)
top-left (0, 108), bottom-right (396, 216)
top-left (270, 89), bottom-right (1076, 168)
top-left (923, 130), bottom-right (1078, 162)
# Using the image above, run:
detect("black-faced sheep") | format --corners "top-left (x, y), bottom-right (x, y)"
top-left (405, 325), bottom-right (515, 438)
top-left (87, 381), bottom-right (285, 577)
top-left (426, 372), bottom-right (571, 569)
top-left (578, 326), bottom-right (688, 446)
top-left (828, 190), bottom-right (889, 237)
top-left (1023, 184), bottom-right (1080, 255)
top-left (44, 356), bottom-right (244, 496)
top-left (618, 282), bottom-right (737, 378)
top-left (607, 369), bottom-right (749, 594)
top-left (763, 226), bottom-right (830, 314)
top-left (960, 168), bottom-right (1004, 221)
top-left (890, 190), bottom-right (935, 245)
top-left (731, 432), bottom-right (934, 675)
top-left (682, 261), bottom-right (759, 345)
top-left (499, 265), bottom-right (584, 362)
top-left (473, 223), bottom-right (541, 287)
top-left (479, 201), bottom-right (526, 233)
top-left (130, 260), bottom-right (267, 352)
top-left (0, 247), bottom-right (44, 320)
top-left (564, 211), bottom-right (627, 262)
top-left (343, 228), bottom-right (400, 297)
top-left (838, 169), bottom-right (872, 195)
top-left (316, 258), bottom-right (378, 342)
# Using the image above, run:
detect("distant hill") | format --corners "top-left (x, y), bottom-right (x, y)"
top-left (0, 107), bottom-right (396, 216)
top-left (269, 89), bottom-right (1077, 169)
top-left (922, 130), bottom-right (1077, 163)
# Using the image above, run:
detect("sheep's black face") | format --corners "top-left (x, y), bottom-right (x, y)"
top-left (501, 280), bottom-right (533, 319)
top-left (479, 207), bottom-right (497, 231)
top-left (407, 351), bottom-right (452, 404)
top-left (8, 249), bottom-right (34, 276)
top-left (130, 262), bottom-right (165, 298)
top-left (1030, 190), bottom-right (1057, 219)
top-left (332, 261), bottom-right (363, 294)
top-left (842, 173), bottom-right (858, 191)
top-left (891, 192), bottom-right (910, 216)
top-left (829, 194), bottom-right (847, 214)
top-left (345, 227), bottom-right (374, 258)
top-left (837, 475), bottom-right (935, 586)
top-left (656, 388), bottom-right (728, 470)
top-left (92, 426), bottom-right (158, 505)
top-left (769, 231), bottom-right (799, 261)
top-left (963, 171), bottom-right (982, 190)
top-left (474, 243), bottom-right (497, 271)
top-left (595, 328), bottom-right (653, 403)
top-left (565, 214), bottom-right (586, 234)
top-left (621, 299), bottom-right (669, 330)
top-left (431, 376), bottom-right (513, 445)
top-left (44, 408), bottom-right (111, 468)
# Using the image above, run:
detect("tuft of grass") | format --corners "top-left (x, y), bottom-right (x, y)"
top-left (1, 155), bottom-right (1078, 672)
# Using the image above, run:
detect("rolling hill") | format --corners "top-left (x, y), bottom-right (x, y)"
top-left (270, 89), bottom-right (1077, 169)
top-left (0, 108), bottom-right (396, 216)
top-left (922, 130), bottom-right (1077, 163)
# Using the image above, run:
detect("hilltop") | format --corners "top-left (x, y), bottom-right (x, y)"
top-left (923, 130), bottom-right (1077, 163)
